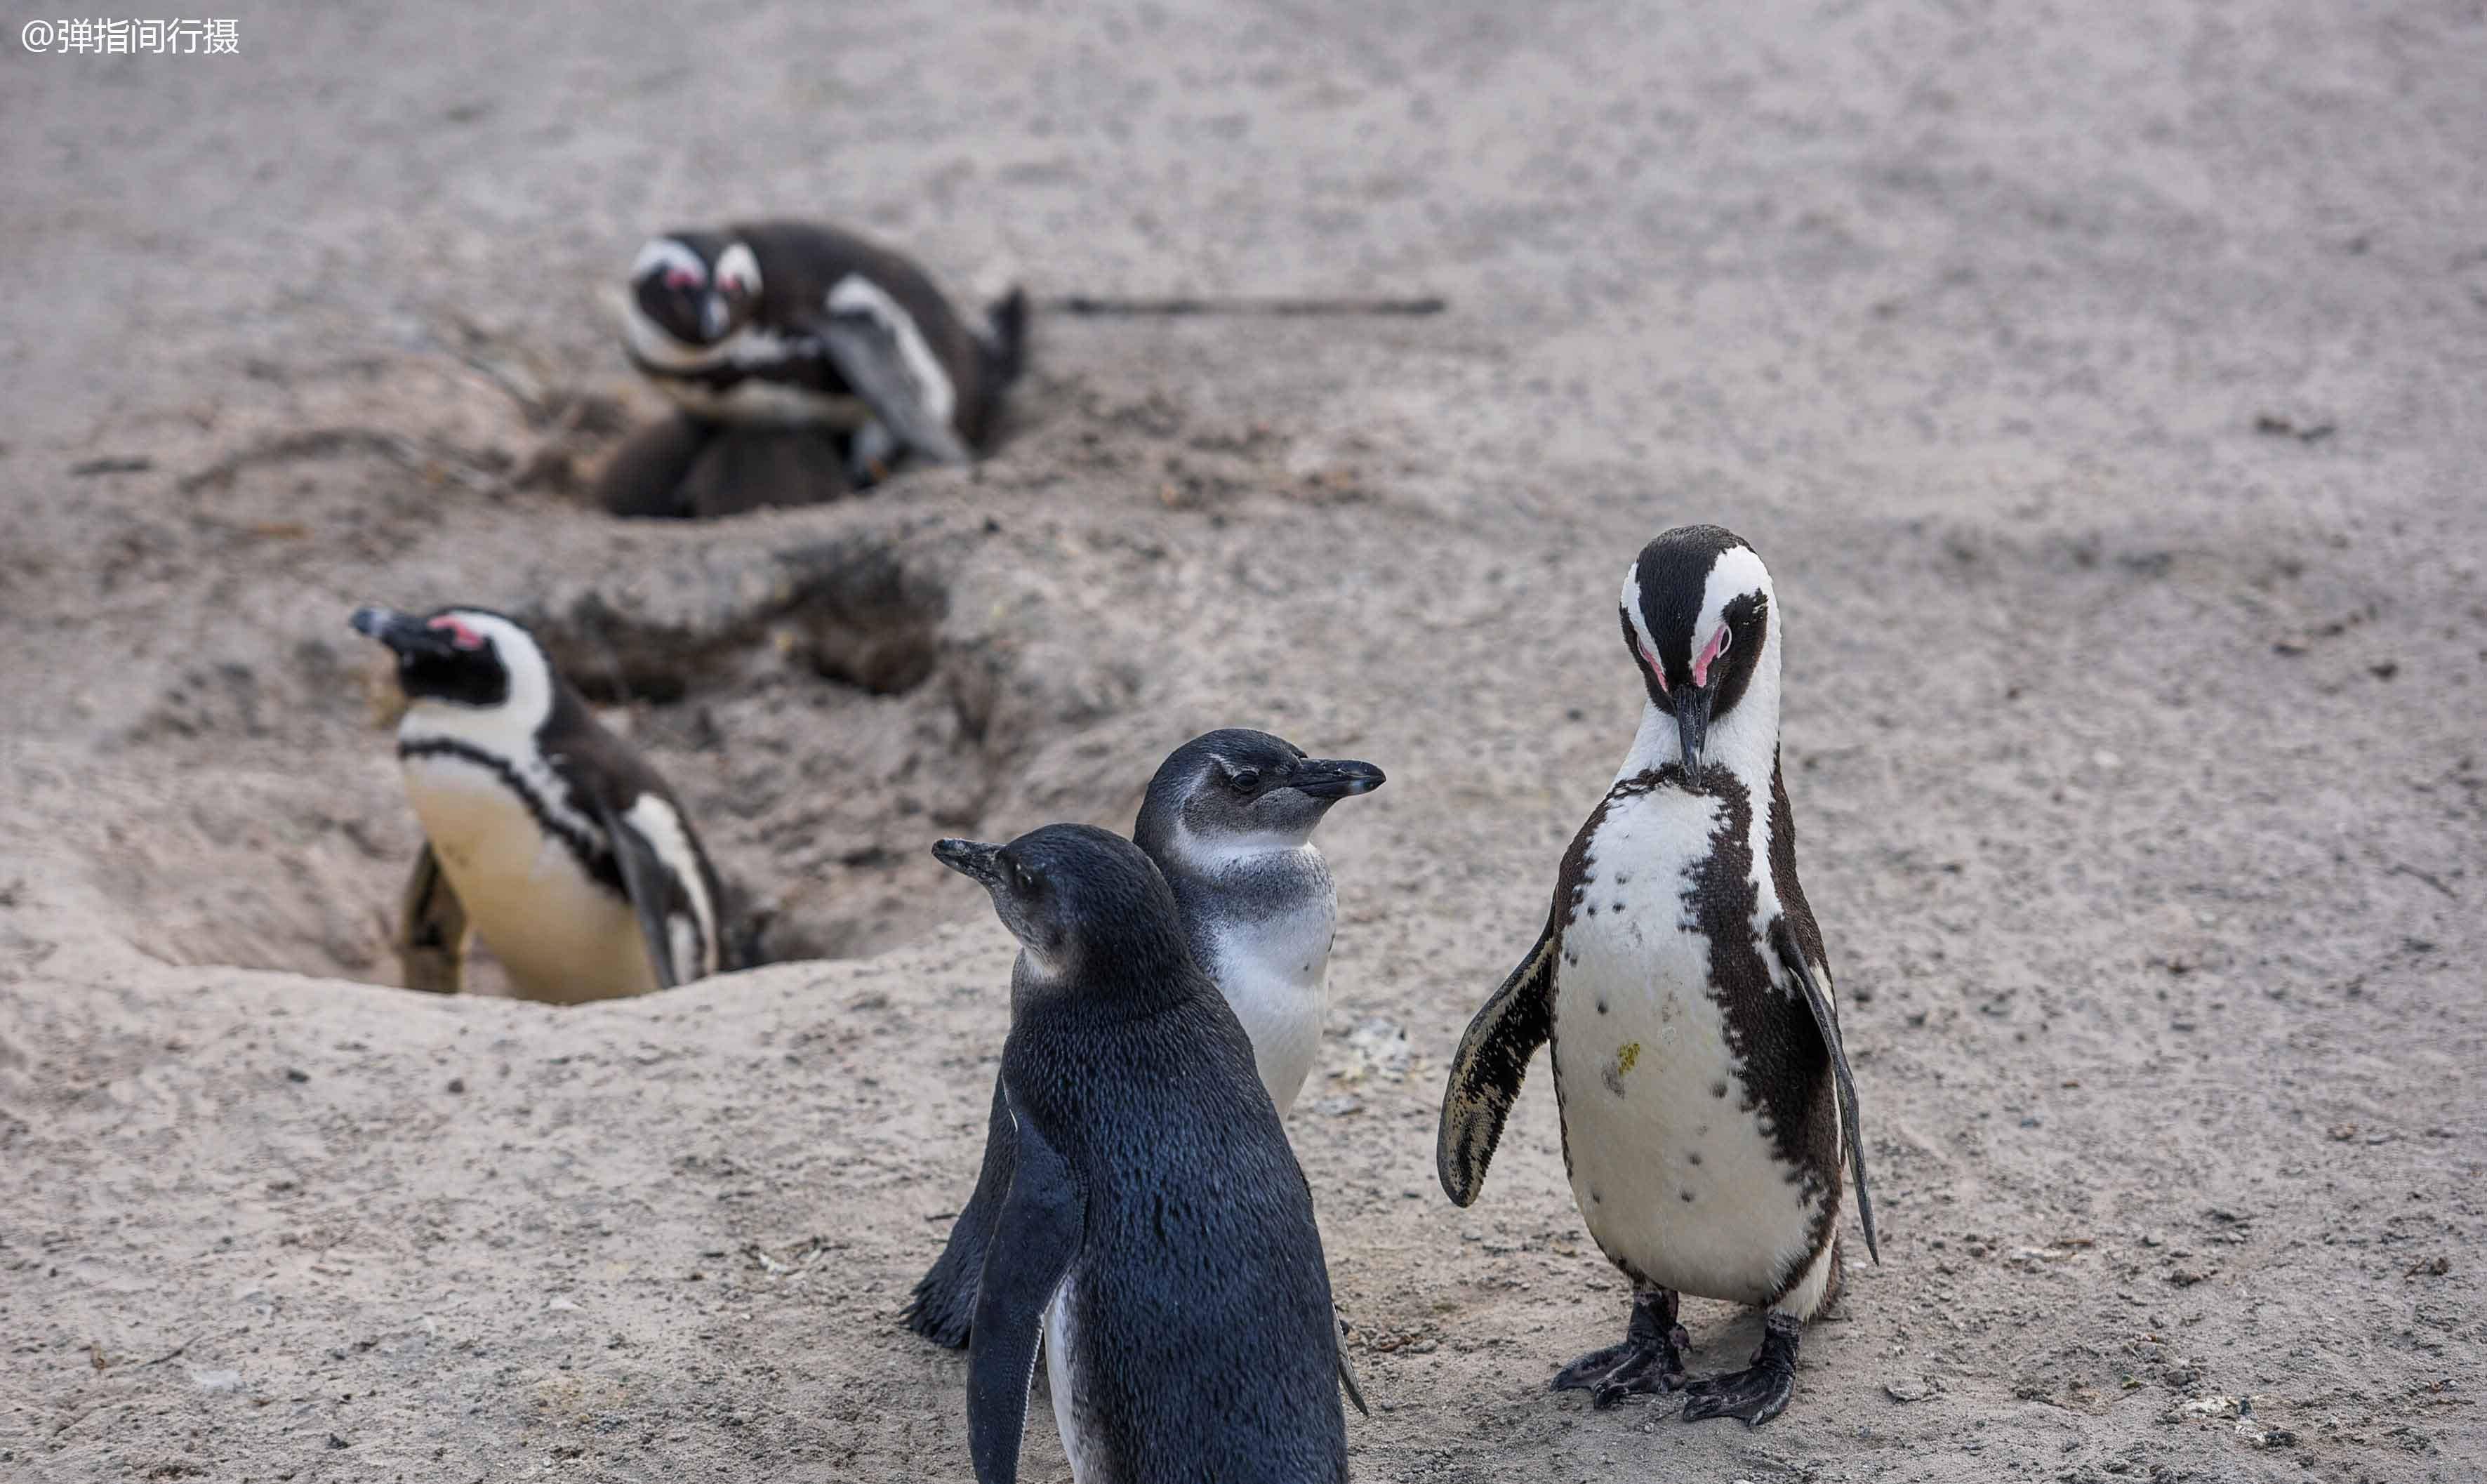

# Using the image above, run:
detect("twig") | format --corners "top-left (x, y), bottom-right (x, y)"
top-left (2388, 863), bottom-right (2458, 899)
top-left (1040, 294), bottom-right (1447, 318)
top-left (68, 456), bottom-right (154, 477)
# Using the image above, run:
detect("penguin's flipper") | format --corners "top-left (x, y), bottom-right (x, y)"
top-left (1435, 919), bottom-right (1560, 1207)
top-left (1772, 919), bottom-right (1878, 1264)
top-left (811, 292), bottom-right (975, 466)
top-left (967, 1092), bottom-right (1085, 1484)
top-left (592, 795), bottom-right (686, 991)
top-left (1335, 1323), bottom-right (1370, 1416)
top-left (397, 842), bottom-right (465, 995)
top-left (903, 1072), bottom-right (1018, 1349)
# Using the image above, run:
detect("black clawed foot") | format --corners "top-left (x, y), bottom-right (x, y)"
top-left (1682, 1312), bottom-right (1801, 1426)
top-left (1551, 1290), bottom-right (1687, 1408)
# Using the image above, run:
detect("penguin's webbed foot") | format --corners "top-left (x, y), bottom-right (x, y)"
top-left (1551, 1290), bottom-right (1687, 1408)
top-left (1681, 1312), bottom-right (1800, 1427)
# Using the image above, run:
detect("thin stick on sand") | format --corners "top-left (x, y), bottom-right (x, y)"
top-left (1039, 294), bottom-right (1448, 317)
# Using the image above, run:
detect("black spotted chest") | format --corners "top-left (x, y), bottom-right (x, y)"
top-left (1546, 781), bottom-right (1830, 1304)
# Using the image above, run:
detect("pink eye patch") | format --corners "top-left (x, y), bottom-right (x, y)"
top-left (427, 616), bottom-right (486, 651)
top-left (663, 267), bottom-right (703, 290)
top-left (1640, 642), bottom-right (1670, 694)
top-left (1691, 625), bottom-right (1730, 689)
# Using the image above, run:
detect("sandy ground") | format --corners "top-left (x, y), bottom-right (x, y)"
top-left (5, 1), bottom-right (2486, 1480)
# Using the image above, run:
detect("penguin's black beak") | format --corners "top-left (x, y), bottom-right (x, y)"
top-left (351, 605), bottom-right (453, 658)
top-left (1288, 759), bottom-right (1388, 800)
top-left (1675, 687), bottom-right (1714, 790)
top-left (931, 837), bottom-right (1005, 887)
top-left (700, 292), bottom-right (729, 341)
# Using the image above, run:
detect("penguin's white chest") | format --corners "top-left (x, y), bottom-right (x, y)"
top-left (399, 753), bottom-right (661, 1002)
top-left (658, 376), bottom-right (873, 429)
top-left (1550, 786), bottom-right (1821, 1309)
top-left (625, 308), bottom-right (873, 428)
top-left (1200, 892), bottom-right (1335, 1117)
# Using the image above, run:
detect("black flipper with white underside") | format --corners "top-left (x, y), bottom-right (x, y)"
top-left (1435, 919), bottom-right (1560, 1207)
top-left (592, 794), bottom-right (689, 992)
top-left (1770, 917), bottom-right (1878, 1264)
top-left (812, 278), bottom-right (974, 466)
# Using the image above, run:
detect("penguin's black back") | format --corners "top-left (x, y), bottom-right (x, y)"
top-left (729, 220), bottom-right (1008, 446)
top-left (1000, 828), bottom-right (1347, 1480)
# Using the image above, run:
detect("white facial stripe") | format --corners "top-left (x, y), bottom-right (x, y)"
top-left (623, 794), bottom-right (719, 978)
top-left (398, 610), bottom-right (552, 741)
top-left (712, 241), bottom-right (761, 296)
top-left (1619, 559), bottom-right (1664, 673)
top-left (396, 611), bottom-right (601, 844)
top-left (826, 274), bottom-right (957, 425)
top-left (630, 237), bottom-right (706, 284)
top-left (1693, 545), bottom-right (1774, 669)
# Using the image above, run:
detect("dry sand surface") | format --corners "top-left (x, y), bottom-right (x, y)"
top-left (4, 1), bottom-right (2485, 1480)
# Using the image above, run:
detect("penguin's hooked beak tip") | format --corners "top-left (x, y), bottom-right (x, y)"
top-left (1674, 689), bottom-right (1714, 791)
top-left (350, 605), bottom-right (441, 656)
top-left (931, 837), bottom-right (1004, 885)
top-left (1288, 759), bottom-right (1387, 800)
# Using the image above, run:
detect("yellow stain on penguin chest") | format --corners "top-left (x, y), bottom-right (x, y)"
top-left (1601, 1040), bottom-right (1641, 1096)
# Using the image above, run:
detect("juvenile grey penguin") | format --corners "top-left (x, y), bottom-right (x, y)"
top-left (601, 219), bottom-right (1027, 516)
top-left (351, 604), bottom-right (731, 1002)
top-left (933, 825), bottom-right (1352, 1484)
top-left (903, 729), bottom-right (1384, 1349)
top-left (1435, 525), bottom-right (1878, 1427)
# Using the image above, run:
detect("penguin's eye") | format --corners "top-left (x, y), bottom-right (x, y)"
top-left (663, 268), bottom-right (702, 291)
top-left (1014, 862), bottom-right (1041, 894)
top-left (1229, 768), bottom-right (1261, 794)
top-left (1714, 626), bottom-right (1732, 656)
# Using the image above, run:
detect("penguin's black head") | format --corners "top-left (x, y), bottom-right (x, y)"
top-left (1134, 728), bottom-right (1385, 861)
top-left (1618, 525), bottom-right (1778, 789)
top-left (933, 824), bottom-right (1191, 986)
top-left (351, 604), bottom-right (533, 710)
top-left (630, 232), bottom-right (762, 347)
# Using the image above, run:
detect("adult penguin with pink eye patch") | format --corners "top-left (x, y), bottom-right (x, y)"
top-left (1435, 524), bottom-right (1879, 1428)
top-left (598, 221), bottom-right (1027, 517)
top-left (350, 604), bottom-right (732, 1003)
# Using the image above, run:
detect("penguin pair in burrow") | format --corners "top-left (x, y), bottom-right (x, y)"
top-left (934, 824), bottom-right (1355, 1484)
top-left (350, 604), bottom-right (741, 1002)
top-left (597, 220), bottom-right (1028, 519)
top-left (1436, 524), bottom-right (1878, 1427)
top-left (904, 729), bottom-right (1385, 1349)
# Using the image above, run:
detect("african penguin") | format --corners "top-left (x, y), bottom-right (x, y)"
top-left (903, 729), bottom-right (1385, 1351)
top-left (604, 220), bottom-right (1026, 514)
top-left (932, 826), bottom-right (1353, 1484)
top-left (351, 604), bottom-right (732, 1004)
top-left (1434, 525), bottom-right (1878, 1427)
